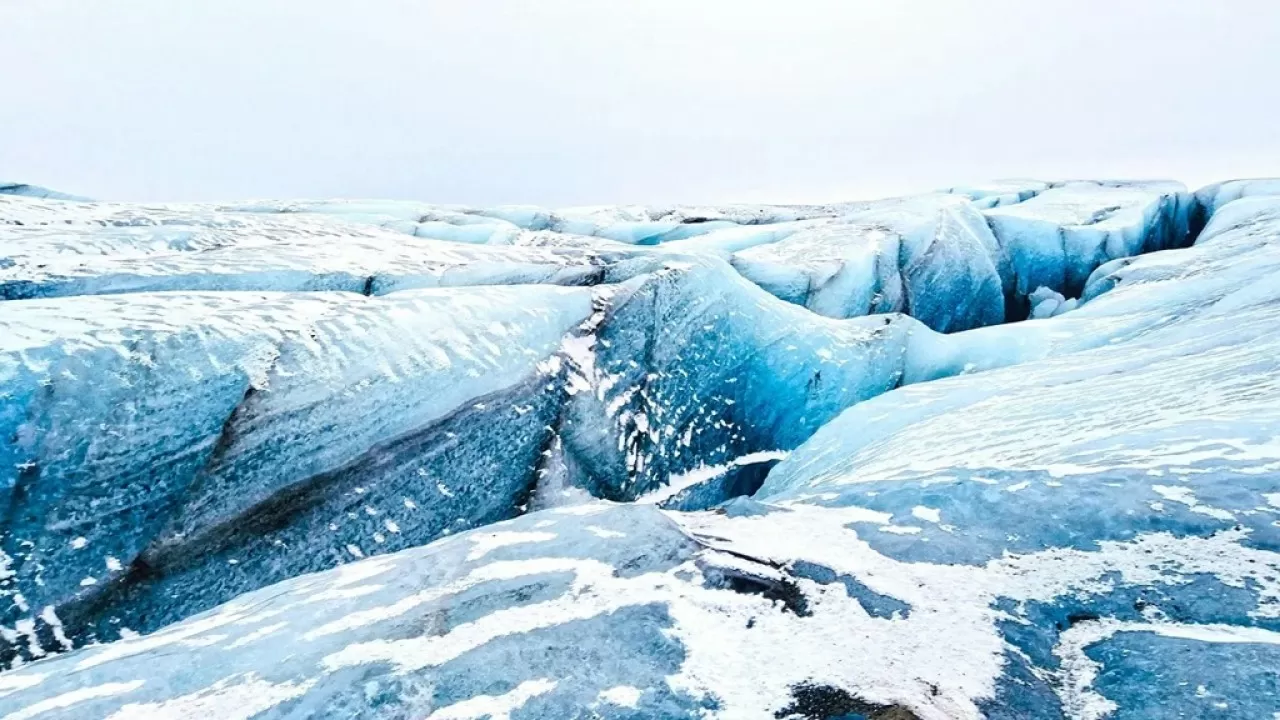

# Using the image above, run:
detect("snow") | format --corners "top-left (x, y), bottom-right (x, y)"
top-left (596, 685), bottom-right (642, 708)
top-left (2, 681), bottom-right (143, 720)
top-left (465, 532), bottom-right (558, 561)
top-left (911, 506), bottom-right (941, 524)
top-left (638, 450), bottom-right (789, 508)
top-left (425, 679), bottom-right (558, 720)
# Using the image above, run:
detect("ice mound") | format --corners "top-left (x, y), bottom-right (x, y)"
top-left (0, 285), bottom-right (598, 649)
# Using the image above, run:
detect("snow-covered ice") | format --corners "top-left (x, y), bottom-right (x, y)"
top-left (0, 196), bottom-right (644, 300)
top-left (1, 180), bottom-right (1278, 719)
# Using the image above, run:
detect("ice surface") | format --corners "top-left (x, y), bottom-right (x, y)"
top-left (1, 244), bottom-right (954, 654)
top-left (0, 184), bottom-right (89, 202)
top-left (0, 285), bottom-right (598, 648)
top-left (983, 181), bottom-right (1192, 318)
top-left (1192, 178), bottom-right (1280, 227)
top-left (1, 183), bottom-right (1278, 719)
top-left (757, 195), bottom-right (1280, 717)
top-left (225, 198), bottom-right (535, 240)
top-left (721, 184), bottom-right (1191, 331)
top-left (0, 196), bottom-right (640, 300)
top-left (943, 179), bottom-right (1048, 209)
top-left (226, 198), bottom-right (870, 247)
top-left (550, 258), bottom-right (936, 503)
top-left (2, 183), bottom-right (1193, 329)
top-left (730, 195), bottom-right (1005, 332)
top-left (1026, 286), bottom-right (1077, 319)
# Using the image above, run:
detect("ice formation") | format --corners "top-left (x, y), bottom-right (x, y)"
top-left (0, 184), bottom-right (90, 203)
top-left (1, 178), bottom-right (1278, 719)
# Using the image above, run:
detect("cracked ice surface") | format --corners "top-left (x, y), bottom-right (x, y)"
top-left (0, 196), bottom-right (643, 300)
top-left (982, 181), bottom-right (1192, 317)
top-left (728, 194), bottom-right (1005, 332)
top-left (0, 182), bottom-right (1278, 719)
top-left (0, 244), bottom-right (959, 650)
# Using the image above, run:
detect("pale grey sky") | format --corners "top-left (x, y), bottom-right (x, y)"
top-left (2, 1), bottom-right (1278, 206)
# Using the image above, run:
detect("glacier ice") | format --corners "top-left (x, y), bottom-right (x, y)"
top-left (1191, 178), bottom-right (1280, 230)
top-left (1, 183), bottom-right (1193, 329)
top-left (1026, 286), bottom-right (1077, 319)
top-left (550, 258), bottom-right (936, 502)
top-left (0, 184), bottom-right (89, 202)
top-left (982, 180), bottom-right (1192, 319)
top-left (0, 245), bottom-right (949, 652)
top-left (224, 198), bottom-right (866, 246)
top-left (0, 180), bottom-right (1278, 720)
top-left (943, 179), bottom-right (1048, 209)
top-left (720, 182), bottom-right (1190, 331)
top-left (729, 195), bottom-right (1005, 332)
top-left (0, 196), bottom-right (644, 300)
top-left (0, 285), bottom-right (598, 648)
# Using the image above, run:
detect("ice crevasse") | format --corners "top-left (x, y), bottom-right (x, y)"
top-left (0, 178), bottom-right (1278, 720)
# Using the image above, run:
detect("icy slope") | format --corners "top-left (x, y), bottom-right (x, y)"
top-left (1, 252), bottom-right (963, 654)
top-left (943, 179), bottom-right (1048, 209)
top-left (0, 286), bottom-right (597, 649)
top-left (1191, 178), bottom-right (1280, 229)
top-left (0, 181), bottom-right (1276, 720)
top-left (757, 195), bottom-right (1280, 718)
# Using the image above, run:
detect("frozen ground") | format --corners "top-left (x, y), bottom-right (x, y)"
top-left (1, 179), bottom-right (1277, 719)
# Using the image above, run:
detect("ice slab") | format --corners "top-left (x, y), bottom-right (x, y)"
top-left (0, 285), bottom-right (597, 650)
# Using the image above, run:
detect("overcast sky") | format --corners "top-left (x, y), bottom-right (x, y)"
top-left (3, 1), bottom-right (1278, 206)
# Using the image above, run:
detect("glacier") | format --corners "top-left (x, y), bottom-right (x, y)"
top-left (0, 184), bottom-right (90, 203)
top-left (0, 178), bottom-right (1278, 719)
top-left (0, 195), bottom-right (644, 299)
top-left (727, 194), bottom-right (1006, 332)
